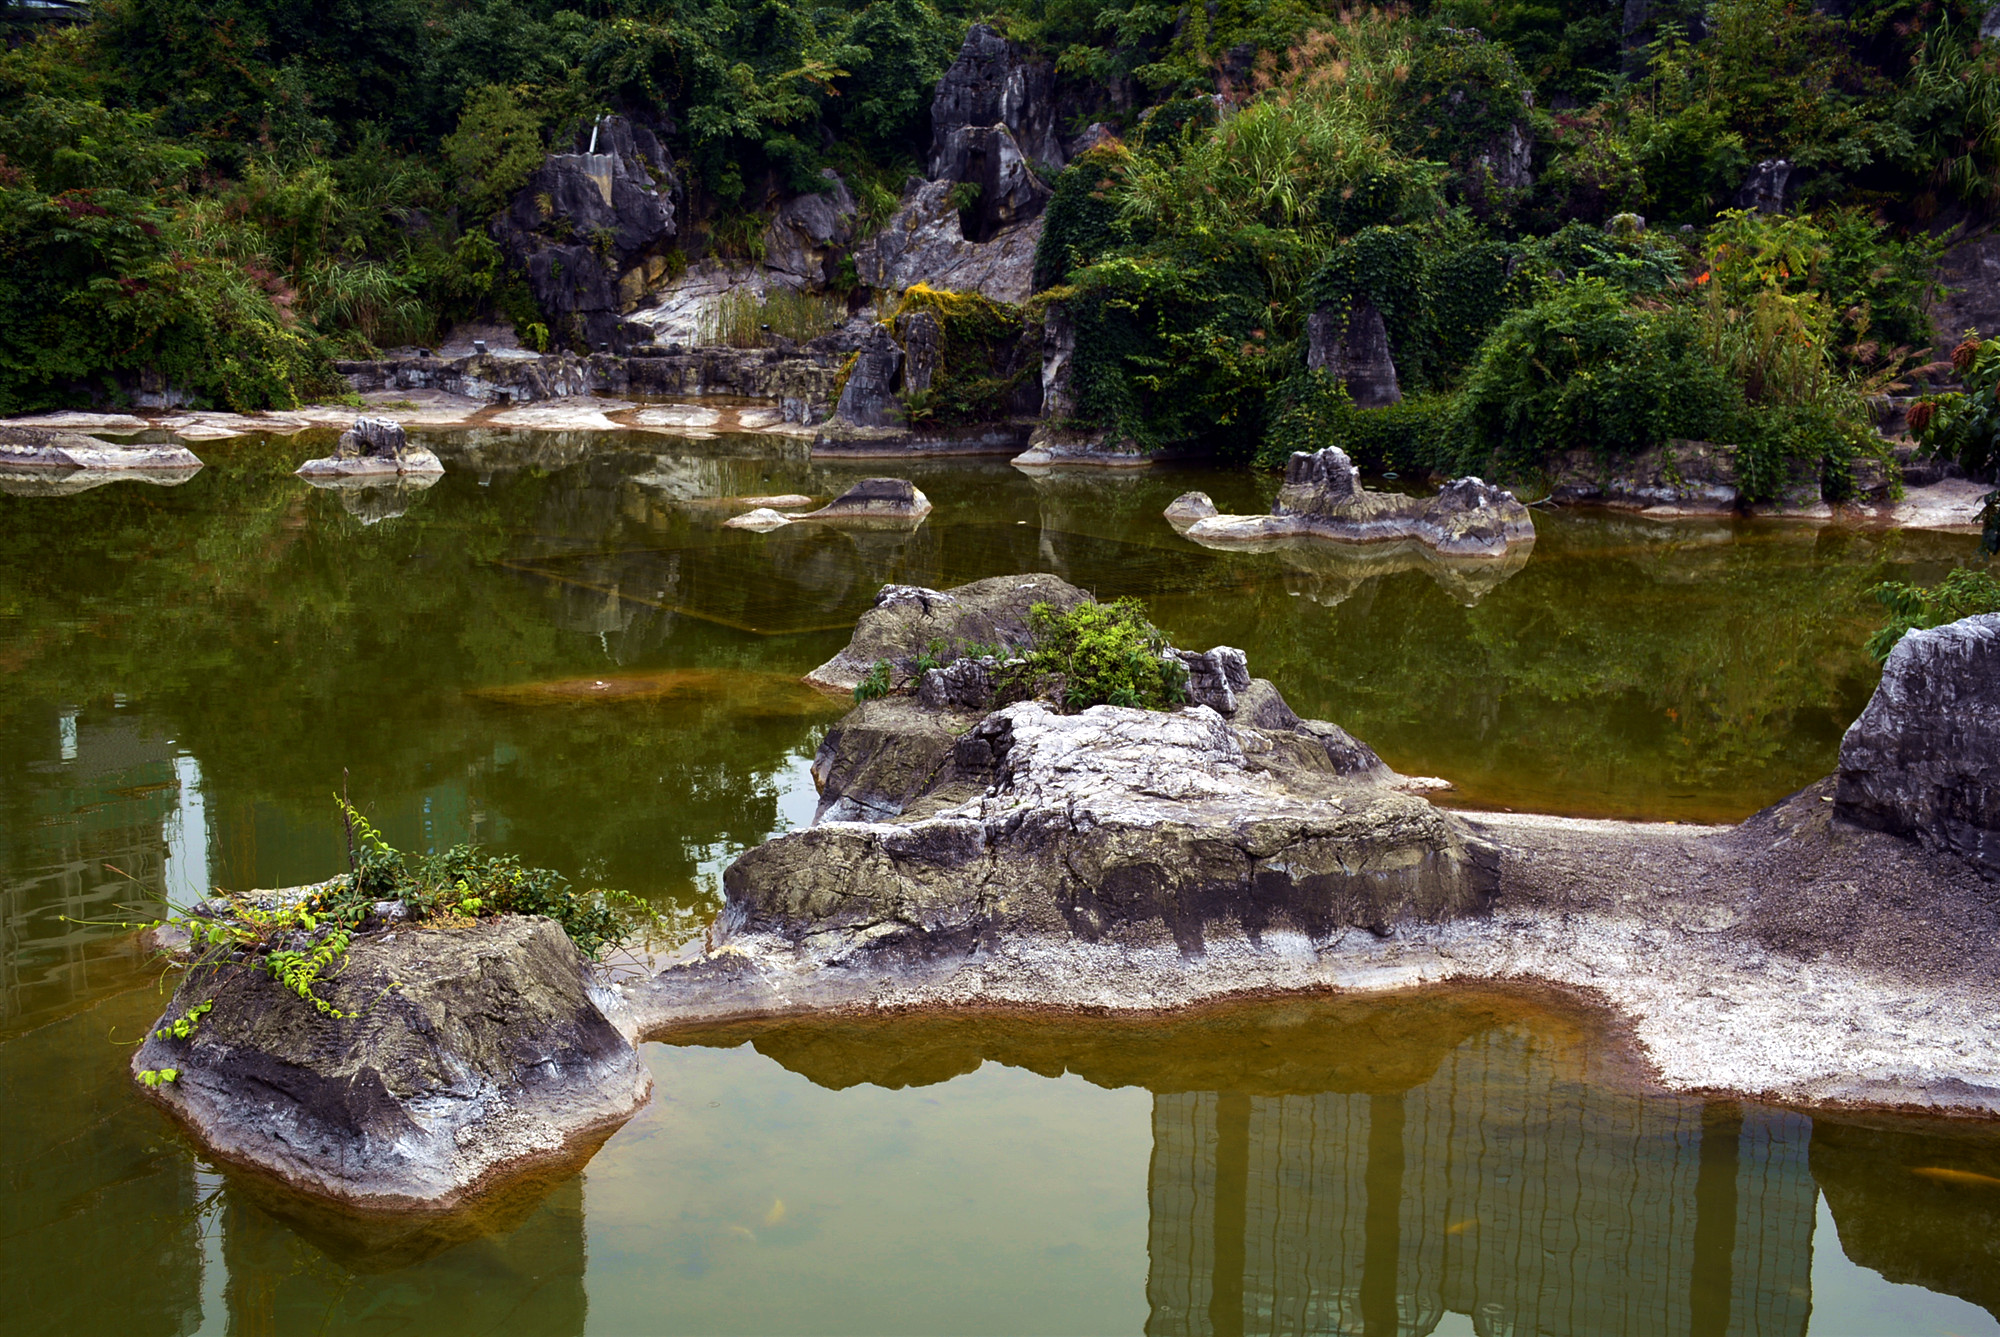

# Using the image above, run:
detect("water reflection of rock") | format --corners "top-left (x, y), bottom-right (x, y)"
top-left (1811, 1116), bottom-right (2000, 1321)
top-left (301, 473), bottom-right (440, 525)
top-left (217, 1171), bottom-right (586, 1333)
top-left (1192, 533), bottom-right (1535, 608)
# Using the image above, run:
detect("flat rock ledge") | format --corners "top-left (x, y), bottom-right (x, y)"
top-left (134, 915), bottom-right (651, 1211)
top-left (802, 571), bottom-right (1089, 694)
top-left (621, 593), bottom-right (2000, 1118)
top-left (0, 424), bottom-right (203, 478)
top-left (1182, 447), bottom-right (1535, 557)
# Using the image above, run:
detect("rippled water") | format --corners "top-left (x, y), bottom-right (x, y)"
top-left (2, 427), bottom-right (1995, 1335)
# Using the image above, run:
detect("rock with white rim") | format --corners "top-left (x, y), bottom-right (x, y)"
top-left (296, 418), bottom-right (444, 479)
top-left (0, 424), bottom-right (203, 475)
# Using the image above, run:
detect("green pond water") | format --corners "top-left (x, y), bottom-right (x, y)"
top-left (3, 427), bottom-right (1998, 1335)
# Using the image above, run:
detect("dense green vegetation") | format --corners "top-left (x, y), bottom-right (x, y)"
top-left (0, 0), bottom-right (1993, 483)
top-left (1867, 567), bottom-right (2000, 658)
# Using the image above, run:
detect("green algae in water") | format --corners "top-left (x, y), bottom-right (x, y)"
top-left (1, 429), bottom-right (1998, 1335)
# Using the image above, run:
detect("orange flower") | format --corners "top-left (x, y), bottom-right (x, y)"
top-left (1695, 271), bottom-right (1710, 285)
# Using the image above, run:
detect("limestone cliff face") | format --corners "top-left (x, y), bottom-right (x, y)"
top-left (495, 116), bottom-right (679, 352)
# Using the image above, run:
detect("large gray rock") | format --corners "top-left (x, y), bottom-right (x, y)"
top-left (296, 418), bottom-right (444, 478)
top-left (804, 572), bottom-right (1091, 693)
top-left (1836, 613), bottom-right (2000, 872)
top-left (725, 691), bottom-right (1486, 958)
top-left (1184, 447), bottom-right (1535, 556)
top-left (1546, 440), bottom-right (1742, 513)
top-left (132, 915), bottom-right (651, 1209)
top-left (1932, 231), bottom-right (2000, 347)
top-left (928, 24), bottom-right (1066, 177)
top-left (494, 116), bottom-right (678, 352)
top-left (1306, 299), bottom-right (1402, 408)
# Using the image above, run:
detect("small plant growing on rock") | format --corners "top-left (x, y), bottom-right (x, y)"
top-left (1017, 599), bottom-right (1189, 712)
top-left (855, 659), bottom-right (893, 702)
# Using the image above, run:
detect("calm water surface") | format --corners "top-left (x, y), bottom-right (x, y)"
top-left (2, 427), bottom-right (1996, 1335)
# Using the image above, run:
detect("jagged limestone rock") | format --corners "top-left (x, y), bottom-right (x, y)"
top-left (927, 24), bottom-right (1067, 176)
top-left (1306, 299), bottom-right (1402, 408)
top-left (494, 116), bottom-right (678, 352)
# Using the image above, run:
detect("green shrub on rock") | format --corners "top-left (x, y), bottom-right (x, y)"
top-left (1019, 598), bottom-right (1189, 712)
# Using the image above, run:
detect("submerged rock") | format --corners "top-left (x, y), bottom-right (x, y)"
top-left (133, 915), bottom-right (650, 1210)
top-left (1836, 613), bottom-right (2000, 872)
top-left (296, 419), bottom-right (445, 478)
top-left (727, 478), bottom-right (933, 532)
top-left (803, 572), bottom-right (1090, 693)
top-left (1184, 447), bottom-right (1534, 556)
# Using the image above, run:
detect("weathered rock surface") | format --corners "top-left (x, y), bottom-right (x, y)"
top-left (1932, 229), bottom-right (2000, 347)
top-left (853, 175), bottom-right (1042, 304)
top-left (1836, 613), bottom-right (2000, 872)
top-left (601, 585), bottom-right (2000, 1115)
top-left (0, 424), bottom-right (203, 478)
top-left (134, 915), bottom-right (651, 1209)
top-left (494, 116), bottom-right (678, 352)
top-left (727, 693), bottom-right (1488, 959)
top-left (762, 170), bottom-right (860, 288)
top-left (296, 418), bottom-right (444, 478)
top-left (928, 24), bottom-right (1066, 177)
top-left (1546, 440), bottom-right (1744, 513)
top-left (1307, 299), bottom-right (1402, 408)
top-left (803, 572), bottom-right (1090, 693)
top-left (830, 325), bottom-right (907, 429)
top-left (726, 478), bottom-right (933, 532)
top-left (1185, 447), bottom-right (1534, 556)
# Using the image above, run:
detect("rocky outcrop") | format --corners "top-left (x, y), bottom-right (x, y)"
top-left (296, 419), bottom-right (444, 478)
top-left (1306, 299), bottom-right (1402, 408)
top-left (726, 686), bottom-right (1491, 958)
top-left (494, 115), bottom-right (679, 352)
top-left (803, 572), bottom-right (1091, 694)
top-left (762, 169), bottom-right (860, 288)
top-left (1543, 438), bottom-right (1892, 513)
top-left (928, 24), bottom-right (1066, 177)
top-left (1184, 447), bottom-right (1535, 556)
top-left (932, 124), bottom-right (1052, 243)
top-left (133, 915), bottom-right (651, 1209)
top-left (831, 325), bottom-right (907, 429)
top-left (0, 425), bottom-right (203, 480)
top-left (1836, 613), bottom-right (2000, 873)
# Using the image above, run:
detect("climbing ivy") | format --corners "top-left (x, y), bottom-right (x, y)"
top-left (891, 283), bottom-right (1035, 426)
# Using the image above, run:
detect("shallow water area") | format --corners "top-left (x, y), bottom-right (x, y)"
top-left (3, 425), bottom-right (1997, 1335)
